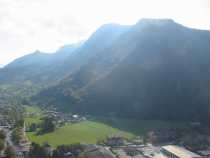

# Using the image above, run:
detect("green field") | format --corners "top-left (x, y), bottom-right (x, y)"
top-left (24, 106), bottom-right (187, 147)
top-left (25, 116), bottom-right (42, 125)
top-left (24, 105), bottom-right (42, 113)
top-left (93, 117), bottom-right (187, 135)
top-left (24, 106), bottom-right (43, 126)
top-left (27, 121), bottom-right (134, 147)
top-left (24, 106), bottom-right (134, 147)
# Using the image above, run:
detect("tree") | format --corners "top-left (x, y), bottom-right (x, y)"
top-left (52, 144), bottom-right (84, 158)
top-left (29, 142), bottom-right (50, 158)
top-left (0, 130), bottom-right (6, 140)
top-left (15, 119), bottom-right (24, 128)
top-left (29, 123), bottom-right (38, 132)
top-left (0, 139), bottom-right (5, 151)
top-left (4, 146), bottom-right (16, 158)
top-left (12, 128), bottom-right (22, 145)
top-left (41, 117), bottom-right (55, 133)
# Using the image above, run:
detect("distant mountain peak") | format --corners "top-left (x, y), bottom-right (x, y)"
top-left (136, 18), bottom-right (180, 28)
top-left (96, 23), bottom-right (130, 33)
top-left (138, 18), bottom-right (175, 25)
top-left (33, 50), bottom-right (43, 54)
top-left (132, 18), bottom-right (185, 33)
top-left (139, 18), bottom-right (175, 23)
top-left (99, 23), bottom-right (124, 28)
top-left (34, 49), bottom-right (41, 52)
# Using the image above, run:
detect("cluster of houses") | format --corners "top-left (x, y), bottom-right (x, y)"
top-left (0, 105), bottom-right (31, 158)
top-left (2, 105), bottom-right (210, 158)
top-left (79, 144), bottom-right (115, 158)
top-left (43, 110), bottom-right (86, 125)
top-left (80, 135), bottom-right (209, 158)
top-left (17, 127), bottom-right (31, 155)
top-left (0, 106), bottom-right (14, 129)
top-left (0, 127), bottom-right (30, 158)
top-left (0, 115), bottom-right (11, 129)
top-left (146, 127), bottom-right (210, 156)
top-left (25, 108), bottom-right (87, 132)
top-left (10, 125), bottom-right (31, 158)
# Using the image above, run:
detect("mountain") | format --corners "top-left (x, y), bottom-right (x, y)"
top-left (33, 19), bottom-right (210, 122)
top-left (0, 23), bottom-right (129, 86)
top-left (0, 43), bottom-right (82, 86)
top-left (1, 19), bottom-right (210, 122)
top-left (80, 19), bottom-right (210, 122)
top-left (0, 43), bottom-right (83, 105)
top-left (0, 23), bottom-right (129, 102)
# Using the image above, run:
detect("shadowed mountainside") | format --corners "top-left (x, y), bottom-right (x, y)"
top-left (1, 19), bottom-right (210, 122)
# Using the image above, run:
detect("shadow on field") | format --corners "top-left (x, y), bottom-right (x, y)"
top-left (90, 117), bottom-right (186, 136)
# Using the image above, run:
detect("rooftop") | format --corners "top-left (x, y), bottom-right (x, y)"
top-left (162, 145), bottom-right (201, 158)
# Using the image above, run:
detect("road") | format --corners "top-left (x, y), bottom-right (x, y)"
top-left (0, 127), bottom-right (24, 157)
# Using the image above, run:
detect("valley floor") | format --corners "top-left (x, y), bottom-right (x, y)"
top-left (27, 121), bottom-right (134, 147)
top-left (24, 106), bottom-right (186, 147)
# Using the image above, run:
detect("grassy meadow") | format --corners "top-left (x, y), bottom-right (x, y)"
top-left (24, 106), bottom-right (43, 126)
top-left (25, 106), bottom-right (42, 113)
top-left (27, 121), bottom-right (134, 147)
top-left (24, 106), bottom-right (187, 147)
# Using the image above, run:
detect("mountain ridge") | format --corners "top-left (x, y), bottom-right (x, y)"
top-left (1, 19), bottom-right (210, 122)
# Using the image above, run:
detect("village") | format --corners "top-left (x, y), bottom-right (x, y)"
top-left (23, 134), bottom-right (210, 158)
top-left (82, 135), bottom-right (206, 158)
top-left (24, 107), bottom-right (87, 133)
top-left (23, 106), bottom-right (210, 158)
top-left (1, 105), bottom-right (210, 158)
top-left (0, 105), bottom-right (30, 158)
top-left (32, 109), bottom-right (86, 125)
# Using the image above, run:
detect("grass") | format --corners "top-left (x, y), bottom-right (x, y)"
top-left (25, 116), bottom-right (42, 125)
top-left (24, 105), bottom-right (43, 126)
top-left (27, 121), bottom-right (135, 147)
top-left (93, 117), bottom-right (187, 135)
top-left (24, 105), bottom-right (42, 113)
top-left (24, 106), bottom-right (187, 147)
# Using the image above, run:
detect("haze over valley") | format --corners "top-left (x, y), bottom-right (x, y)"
top-left (1, 1), bottom-right (210, 158)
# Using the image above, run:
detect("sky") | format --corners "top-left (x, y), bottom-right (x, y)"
top-left (0, 0), bottom-right (210, 66)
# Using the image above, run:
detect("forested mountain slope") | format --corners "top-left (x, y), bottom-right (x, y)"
top-left (35, 19), bottom-right (210, 122)
top-left (1, 19), bottom-right (210, 122)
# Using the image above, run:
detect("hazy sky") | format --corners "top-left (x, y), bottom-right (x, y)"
top-left (0, 0), bottom-right (210, 66)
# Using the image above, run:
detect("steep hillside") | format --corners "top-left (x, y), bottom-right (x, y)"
top-left (81, 20), bottom-right (210, 122)
top-left (1, 19), bottom-right (210, 122)
top-left (35, 19), bottom-right (210, 122)
top-left (0, 24), bottom-right (129, 102)
top-left (0, 24), bottom-right (129, 87)
top-left (0, 43), bottom-right (81, 86)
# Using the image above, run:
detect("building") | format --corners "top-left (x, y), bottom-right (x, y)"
top-left (80, 146), bottom-right (116, 158)
top-left (132, 154), bottom-right (146, 158)
top-left (198, 150), bottom-right (210, 157)
top-left (161, 145), bottom-right (202, 158)
top-left (123, 147), bottom-right (141, 156)
top-left (106, 136), bottom-right (125, 147)
top-left (64, 152), bottom-right (73, 158)
top-left (16, 152), bottom-right (25, 158)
